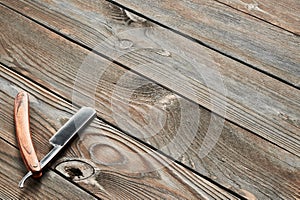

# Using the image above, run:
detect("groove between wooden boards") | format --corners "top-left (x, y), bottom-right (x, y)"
top-left (0, 61), bottom-right (245, 200)
top-left (0, 2), bottom-right (299, 158)
top-left (105, 0), bottom-right (300, 90)
top-left (0, 135), bottom-right (101, 200)
top-left (0, 4), bottom-right (299, 198)
top-left (0, 64), bottom-right (245, 199)
top-left (0, 96), bottom-right (98, 198)
top-left (213, 0), bottom-right (299, 36)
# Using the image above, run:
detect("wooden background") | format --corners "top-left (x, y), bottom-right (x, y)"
top-left (0, 0), bottom-right (299, 199)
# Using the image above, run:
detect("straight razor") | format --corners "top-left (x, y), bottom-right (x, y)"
top-left (14, 91), bottom-right (96, 188)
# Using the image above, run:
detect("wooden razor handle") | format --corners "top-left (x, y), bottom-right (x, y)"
top-left (14, 91), bottom-right (42, 178)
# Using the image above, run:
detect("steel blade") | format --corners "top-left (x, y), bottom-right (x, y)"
top-left (49, 107), bottom-right (96, 146)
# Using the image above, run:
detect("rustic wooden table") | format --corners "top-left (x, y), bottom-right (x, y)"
top-left (0, 0), bottom-right (299, 199)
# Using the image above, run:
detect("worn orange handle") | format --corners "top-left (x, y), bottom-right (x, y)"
top-left (14, 91), bottom-right (42, 178)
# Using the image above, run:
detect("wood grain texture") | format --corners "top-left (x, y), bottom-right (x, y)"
top-left (0, 66), bottom-right (238, 200)
top-left (1, 0), bottom-right (300, 156)
top-left (0, 139), bottom-right (96, 199)
top-left (109, 0), bottom-right (300, 87)
top-left (0, 5), bottom-right (299, 199)
top-left (214, 0), bottom-right (300, 35)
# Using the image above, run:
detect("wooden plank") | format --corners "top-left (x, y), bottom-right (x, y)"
top-left (214, 0), bottom-right (300, 35)
top-left (0, 6), bottom-right (299, 199)
top-left (109, 0), bottom-right (300, 87)
top-left (0, 140), bottom-right (96, 199)
top-left (0, 66), bottom-right (239, 200)
top-left (1, 0), bottom-right (300, 156)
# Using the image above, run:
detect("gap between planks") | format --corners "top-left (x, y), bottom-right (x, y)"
top-left (107, 0), bottom-right (300, 88)
top-left (0, 5), bottom-right (299, 199)
top-left (0, 64), bottom-right (241, 199)
top-left (0, 138), bottom-right (98, 199)
top-left (1, 60), bottom-right (241, 197)
top-left (0, 115), bottom-right (102, 200)
top-left (1, 0), bottom-right (299, 158)
top-left (213, 0), bottom-right (300, 35)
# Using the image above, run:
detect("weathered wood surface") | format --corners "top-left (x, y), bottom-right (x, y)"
top-left (0, 140), bottom-right (96, 199)
top-left (0, 66), bottom-right (239, 200)
top-left (215, 0), bottom-right (300, 35)
top-left (108, 0), bottom-right (300, 87)
top-left (0, 5), bottom-right (299, 199)
top-left (1, 0), bottom-right (300, 157)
